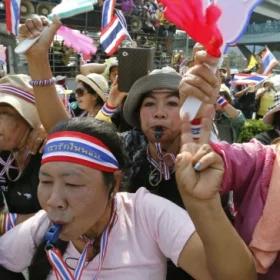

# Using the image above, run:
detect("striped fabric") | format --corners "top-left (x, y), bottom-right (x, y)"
top-left (260, 47), bottom-right (279, 75)
top-left (100, 0), bottom-right (128, 55)
top-left (4, 0), bottom-right (21, 35)
top-left (42, 131), bottom-right (119, 173)
top-left (0, 84), bottom-right (35, 103)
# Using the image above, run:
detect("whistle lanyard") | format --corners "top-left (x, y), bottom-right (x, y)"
top-left (147, 143), bottom-right (175, 181)
top-left (46, 203), bottom-right (117, 280)
top-left (0, 153), bottom-right (22, 182)
top-left (2, 213), bottom-right (17, 233)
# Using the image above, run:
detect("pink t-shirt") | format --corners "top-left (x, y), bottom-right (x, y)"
top-left (0, 188), bottom-right (195, 279)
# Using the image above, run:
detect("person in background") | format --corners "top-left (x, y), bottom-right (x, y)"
top-left (255, 80), bottom-right (276, 119)
top-left (179, 49), bottom-right (280, 280)
top-left (0, 74), bottom-right (47, 280)
top-left (215, 85), bottom-right (246, 143)
top-left (75, 73), bottom-right (108, 117)
top-left (254, 93), bottom-right (280, 144)
top-left (80, 57), bottom-right (118, 87)
top-left (233, 82), bottom-right (256, 119)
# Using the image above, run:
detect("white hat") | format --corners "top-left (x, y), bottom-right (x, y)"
top-left (0, 74), bottom-right (40, 128)
top-left (76, 73), bottom-right (108, 102)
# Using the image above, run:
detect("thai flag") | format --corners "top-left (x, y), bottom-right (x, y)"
top-left (260, 47), bottom-right (279, 75)
top-left (5, 0), bottom-right (21, 35)
top-left (100, 0), bottom-right (128, 55)
top-left (231, 73), bottom-right (266, 86)
top-left (101, 0), bottom-right (115, 28)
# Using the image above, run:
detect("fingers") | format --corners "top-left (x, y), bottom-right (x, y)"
top-left (24, 15), bottom-right (49, 38)
top-left (180, 114), bottom-right (194, 147)
top-left (191, 144), bottom-right (212, 166)
top-left (20, 14), bottom-right (61, 46)
top-left (179, 64), bottom-right (220, 105)
top-left (199, 105), bottom-right (215, 144)
top-left (194, 50), bottom-right (220, 69)
top-left (193, 150), bottom-right (221, 172)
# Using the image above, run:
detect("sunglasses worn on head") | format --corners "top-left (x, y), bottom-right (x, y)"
top-left (75, 88), bottom-right (86, 97)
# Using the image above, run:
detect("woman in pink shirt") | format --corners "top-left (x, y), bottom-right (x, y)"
top-left (179, 50), bottom-right (280, 280)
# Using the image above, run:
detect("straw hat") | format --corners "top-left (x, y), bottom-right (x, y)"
top-left (76, 73), bottom-right (108, 102)
top-left (0, 74), bottom-right (40, 128)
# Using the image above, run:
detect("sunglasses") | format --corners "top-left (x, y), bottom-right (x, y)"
top-left (75, 88), bottom-right (86, 97)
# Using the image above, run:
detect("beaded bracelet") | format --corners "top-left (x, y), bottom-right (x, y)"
top-left (29, 77), bottom-right (56, 87)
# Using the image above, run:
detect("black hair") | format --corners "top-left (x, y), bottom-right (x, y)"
top-left (29, 118), bottom-right (128, 279)
top-left (81, 81), bottom-right (104, 107)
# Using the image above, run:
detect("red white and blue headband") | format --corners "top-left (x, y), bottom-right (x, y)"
top-left (0, 85), bottom-right (35, 104)
top-left (42, 131), bottom-right (119, 173)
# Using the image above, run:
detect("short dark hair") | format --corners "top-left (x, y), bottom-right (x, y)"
top-left (50, 117), bottom-right (128, 187)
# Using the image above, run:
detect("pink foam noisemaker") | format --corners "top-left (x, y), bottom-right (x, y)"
top-left (56, 26), bottom-right (97, 55)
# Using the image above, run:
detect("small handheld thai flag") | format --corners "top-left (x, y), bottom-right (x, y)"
top-left (260, 47), bottom-right (279, 75)
top-left (100, 0), bottom-right (129, 55)
top-left (4, 0), bottom-right (21, 35)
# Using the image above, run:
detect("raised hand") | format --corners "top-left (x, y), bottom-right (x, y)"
top-left (107, 77), bottom-right (128, 108)
top-left (179, 51), bottom-right (220, 106)
top-left (175, 107), bottom-right (224, 201)
top-left (18, 15), bottom-right (62, 60)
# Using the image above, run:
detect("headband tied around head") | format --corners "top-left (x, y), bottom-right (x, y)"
top-left (42, 131), bottom-right (119, 173)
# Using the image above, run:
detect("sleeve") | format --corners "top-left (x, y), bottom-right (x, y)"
top-left (230, 110), bottom-right (245, 141)
top-left (0, 210), bottom-right (50, 272)
top-left (95, 110), bottom-right (112, 123)
top-left (135, 188), bottom-right (195, 266)
top-left (211, 140), bottom-right (275, 195)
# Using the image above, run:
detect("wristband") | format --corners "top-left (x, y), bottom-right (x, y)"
top-left (101, 102), bottom-right (118, 117)
top-left (29, 77), bottom-right (56, 87)
top-left (216, 96), bottom-right (228, 108)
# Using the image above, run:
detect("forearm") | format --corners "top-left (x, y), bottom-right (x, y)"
top-left (183, 197), bottom-right (256, 280)
top-left (27, 56), bottom-right (69, 132)
top-left (80, 63), bottom-right (106, 75)
top-left (222, 103), bottom-right (239, 119)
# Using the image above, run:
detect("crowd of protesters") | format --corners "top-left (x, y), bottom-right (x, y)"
top-left (0, 13), bottom-right (279, 280)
